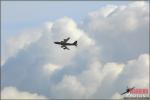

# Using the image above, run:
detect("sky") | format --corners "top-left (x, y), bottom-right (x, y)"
top-left (1, 1), bottom-right (149, 99)
top-left (2, 1), bottom-right (132, 36)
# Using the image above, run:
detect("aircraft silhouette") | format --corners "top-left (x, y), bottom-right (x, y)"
top-left (54, 37), bottom-right (77, 50)
top-left (121, 86), bottom-right (135, 95)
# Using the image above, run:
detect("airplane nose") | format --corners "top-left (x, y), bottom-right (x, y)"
top-left (54, 42), bottom-right (59, 44)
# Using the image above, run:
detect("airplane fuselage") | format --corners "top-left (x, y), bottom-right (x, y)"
top-left (127, 87), bottom-right (135, 92)
top-left (54, 42), bottom-right (75, 46)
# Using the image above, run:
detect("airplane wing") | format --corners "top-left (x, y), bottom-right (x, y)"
top-left (131, 87), bottom-right (135, 90)
top-left (121, 91), bottom-right (128, 95)
top-left (62, 37), bottom-right (70, 43)
top-left (129, 87), bottom-right (135, 92)
top-left (62, 45), bottom-right (70, 50)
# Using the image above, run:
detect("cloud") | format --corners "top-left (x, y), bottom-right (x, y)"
top-left (1, 59), bottom-right (5, 66)
top-left (82, 1), bottom-right (149, 62)
top-left (88, 4), bottom-right (118, 18)
top-left (1, 28), bottom-right (42, 66)
top-left (116, 54), bottom-right (149, 88)
top-left (51, 75), bottom-right (86, 99)
top-left (1, 86), bottom-right (47, 99)
top-left (1, 16), bottom-right (98, 98)
top-left (51, 54), bottom-right (149, 99)
top-left (1, 1), bottom-right (149, 99)
top-left (43, 63), bottom-right (61, 75)
top-left (111, 92), bottom-right (122, 99)
top-left (129, 1), bottom-right (147, 7)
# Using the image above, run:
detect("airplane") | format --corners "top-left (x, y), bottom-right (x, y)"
top-left (54, 37), bottom-right (77, 50)
top-left (121, 86), bottom-right (135, 95)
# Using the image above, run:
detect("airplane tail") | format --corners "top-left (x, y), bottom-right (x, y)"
top-left (73, 41), bottom-right (77, 46)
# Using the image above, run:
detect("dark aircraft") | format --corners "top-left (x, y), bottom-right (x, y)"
top-left (121, 86), bottom-right (135, 95)
top-left (54, 37), bottom-right (77, 50)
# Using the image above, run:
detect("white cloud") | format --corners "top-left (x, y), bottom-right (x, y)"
top-left (2, 28), bottom-right (42, 66)
top-left (43, 63), bottom-right (61, 75)
top-left (1, 16), bottom-right (98, 98)
top-left (119, 54), bottom-right (149, 88)
top-left (51, 75), bottom-right (86, 99)
top-left (51, 54), bottom-right (149, 99)
top-left (82, 1), bottom-right (149, 62)
top-left (111, 92), bottom-right (122, 99)
top-left (129, 1), bottom-right (147, 7)
top-left (1, 59), bottom-right (5, 66)
top-left (102, 63), bottom-right (124, 79)
top-left (88, 5), bottom-right (118, 18)
top-left (1, 86), bottom-right (47, 99)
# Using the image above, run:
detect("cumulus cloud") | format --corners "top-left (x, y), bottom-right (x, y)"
top-left (51, 75), bottom-right (86, 99)
top-left (1, 59), bottom-right (5, 66)
top-left (1, 16), bottom-right (98, 98)
top-left (111, 92), bottom-right (122, 99)
top-left (43, 63), bottom-right (61, 75)
top-left (116, 54), bottom-right (149, 88)
top-left (88, 4), bottom-right (118, 18)
top-left (129, 1), bottom-right (147, 7)
top-left (82, 1), bottom-right (149, 62)
top-left (1, 1), bottom-right (149, 99)
top-left (1, 28), bottom-right (42, 66)
top-left (1, 86), bottom-right (47, 99)
top-left (51, 54), bottom-right (149, 99)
